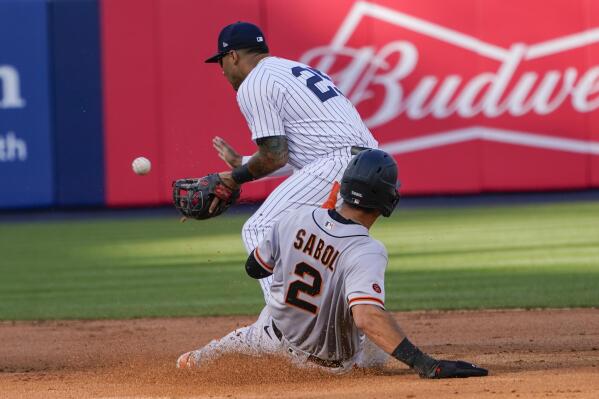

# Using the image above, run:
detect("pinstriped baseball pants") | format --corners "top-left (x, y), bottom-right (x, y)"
top-left (241, 155), bottom-right (352, 303)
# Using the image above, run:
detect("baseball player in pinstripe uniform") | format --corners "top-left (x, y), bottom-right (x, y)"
top-left (177, 149), bottom-right (488, 378)
top-left (203, 22), bottom-right (378, 303)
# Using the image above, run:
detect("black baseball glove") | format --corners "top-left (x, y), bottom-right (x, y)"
top-left (420, 360), bottom-right (488, 379)
top-left (172, 174), bottom-right (240, 220)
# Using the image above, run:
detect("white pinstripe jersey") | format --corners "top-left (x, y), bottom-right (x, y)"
top-left (237, 57), bottom-right (378, 168)
top-left (255, 207), bottom-right (387, 362)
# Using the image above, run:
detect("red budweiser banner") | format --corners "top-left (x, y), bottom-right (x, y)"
top-left (101, 0), bottom-right (599, 206)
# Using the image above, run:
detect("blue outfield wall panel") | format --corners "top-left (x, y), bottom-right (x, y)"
top-left (0, 0), bottom-right (54, 208)
top-left (49, 0), bottom-right (105, 206)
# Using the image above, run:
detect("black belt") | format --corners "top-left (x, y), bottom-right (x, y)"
top-left (350, 146), bottom-right (370, 155)
top-left (271, 321), bottom-right (344, 369)
top-left (306, 354), bottom-right (344, 368)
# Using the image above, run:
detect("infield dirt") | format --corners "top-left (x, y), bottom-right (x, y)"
top-left (1, 309), bottom-right (597, 398)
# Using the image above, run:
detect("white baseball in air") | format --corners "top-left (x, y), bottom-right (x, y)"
top-left (132, 156), bottom-right (151, 175)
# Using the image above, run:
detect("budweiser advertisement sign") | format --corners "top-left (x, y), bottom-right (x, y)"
top-left (101, 0), bottom-right (599, 205)
top-left (302, 3), bottom-right (599, 127)
top-left (295, 0), bottom-right (599, 192)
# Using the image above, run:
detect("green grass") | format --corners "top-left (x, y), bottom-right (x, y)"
top-left (1, 201), bottom-right (598, 320)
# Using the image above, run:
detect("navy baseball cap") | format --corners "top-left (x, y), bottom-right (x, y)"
top-left (205, 22), bottom-right (269, 63)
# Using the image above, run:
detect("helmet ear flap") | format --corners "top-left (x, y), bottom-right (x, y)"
top-left (383, 189), bottom-right (401, 217)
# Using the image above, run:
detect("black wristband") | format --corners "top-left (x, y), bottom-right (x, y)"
top-left (392, 338), bottom-right (438, 375)
top-left (231, 164), bottom-right (255, 184)
top-left (391, 338), bottom-right (421, 367)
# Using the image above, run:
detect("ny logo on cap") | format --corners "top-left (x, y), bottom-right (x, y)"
top-left (222, 42), bottom-right (229, 47)
top-left (256, 36), bottom-right (263, 42)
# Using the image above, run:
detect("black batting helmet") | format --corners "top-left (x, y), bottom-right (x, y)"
top-left (340, 149), bottom-right (400, 217)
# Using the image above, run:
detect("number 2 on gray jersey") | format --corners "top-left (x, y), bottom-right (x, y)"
top-left (285, 262), bottom-right (322, 314)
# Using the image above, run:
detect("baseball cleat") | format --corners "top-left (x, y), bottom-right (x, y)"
top-left (176, 351), bottom-right (201, 369)
top-left (176, 351), bottom-right (191, 368)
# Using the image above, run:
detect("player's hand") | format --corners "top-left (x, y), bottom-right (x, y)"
top-left (419, 359), bottom-right (488, 379)
top-left (208, 172), bottom-right (240, 214)
top-left (213, 136), bottom-right (242, 169)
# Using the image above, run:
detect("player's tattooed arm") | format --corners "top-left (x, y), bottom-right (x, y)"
top-left (213, 136), bottom-right (287, 213)
top-left (218, 136), bottom-right (288, 189)
top-left (249, 136), bottom-right (289, 177)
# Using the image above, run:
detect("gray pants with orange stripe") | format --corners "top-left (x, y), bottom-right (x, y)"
top-left (180, 306), bottom-right (387, 373)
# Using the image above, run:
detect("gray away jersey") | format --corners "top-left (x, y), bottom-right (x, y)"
top-left (255, 207), bottom-right (387, 362)
top-left (236, 57), bottom-right (378, 168)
